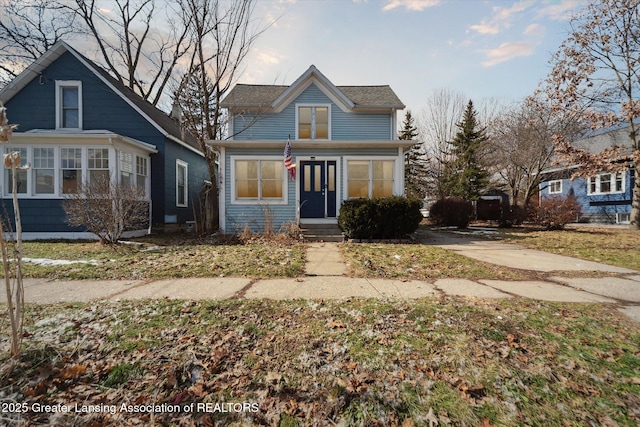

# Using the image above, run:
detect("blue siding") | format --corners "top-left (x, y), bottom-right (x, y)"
top-left (223, 146), bottom-right (398, 233)
top-left (0, 199), bottom-right (81, 233)
top-left (233, 83), bottom-right (391, 140)
top-left (540, 170), bottom-right (633, 223)
top-left (3, 50), bottom-right (209, 232)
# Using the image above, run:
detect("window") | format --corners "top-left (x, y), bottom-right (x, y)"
top-left (120, 152), bottom-right (134, 187)
top-left (176, 160), bottom-right (188, 207)
top-left (233, 159), bottom-right (284, 202)
top-left (33, 148), bottom-right (55, 194)
top-left (136, 156), bottom-right (148, 193)
top-left (548, 180), bottom-right (562, 194)
top-left (4, 147), bottom-right (28, 194)
top-left (617, 213), bottom-right (631, 224)
top-left (297, 106), bottom-right (329, 139)
top-left (88, 148), bottom-right (110, 183)
top-left (56, 81), bottom-right (82, 129)
top-left (60, 148), bottom-right (82, 194)
top-left (587, 172), bottom-right (625, 195)
top-left (347, 159), bottom-right (395, 198)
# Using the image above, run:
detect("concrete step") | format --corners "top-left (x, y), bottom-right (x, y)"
top-left (301, 223), bottom-right (344, 242)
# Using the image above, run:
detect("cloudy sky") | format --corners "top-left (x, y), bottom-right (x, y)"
top-left (239, 0), bottom-right (585, 114)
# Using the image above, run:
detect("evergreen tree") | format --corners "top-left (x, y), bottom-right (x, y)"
top-left (443, 100), bottom-right (489, 201)
top-left (399, 111), bottom-right (429, 199)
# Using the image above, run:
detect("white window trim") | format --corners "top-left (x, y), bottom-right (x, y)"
top-left (230, 155), bottom-right (288, 205)
top-left (548, 180), bottom-right (562, 194)
top-left (587, 171), bottom-right (625, 196)
top-left (295, 103), bottom-right (331, 141)
top-left (176, 159), bottom-right (188, 208)
top-left (55, 80), bottom-right (83, 130)
top-left (343, 156), bottom-right (402, 199)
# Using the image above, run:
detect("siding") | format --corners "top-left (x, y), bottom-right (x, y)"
top-left (541, 171), bottom-right (633, 223)
top-left (223, 146), bottom-right (399, 233)
top-left (233, 83), bottom-right (391, 141)
top-left (3, 50), bottom-right (209, 229)
top-left (0, 199), bottom-right (80, 233)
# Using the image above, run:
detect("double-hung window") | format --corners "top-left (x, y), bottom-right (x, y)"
top-left (88, 148), bottom-right (110, 183)
top-left (56, 81), bottom-right (82, 129)
top-left (233, 159), bottom-right (284, 202)
top-left (347, 159), bottom-right (395, 198)
top-left (4, 147), bottom-right (28, 194)
top-left (61, 148), bottom-right (82, 194)
top-left (120, 152), bottom-right (134, 187)
top-left (587, 172), bottom-right (624, 195)
top-left (297, 106), bottom-right (329, 140)
top-left (548, 180), bottom-right (562, 194)
top-left (176, 160), bottom-right (188, 207)
top-left (33, 148), bottom-right (55, 194)
top-left (136, 156), bottom-right (148, 193)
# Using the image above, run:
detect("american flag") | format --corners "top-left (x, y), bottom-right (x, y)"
top-left (284, 138), bottom-right (295, 180)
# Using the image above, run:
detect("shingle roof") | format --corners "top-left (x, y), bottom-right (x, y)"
top-left (221, 83), bottom-right (405, 110)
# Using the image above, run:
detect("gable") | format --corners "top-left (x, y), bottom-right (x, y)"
top-left (0, 41), bottom-right (201, 155)
top-left (221, 65), bottom-right (405, 114)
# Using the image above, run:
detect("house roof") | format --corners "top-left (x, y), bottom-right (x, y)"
top-left (0, 41), bottom-right (201, 154)
top-left (220, 65), bottom-right (405, 112)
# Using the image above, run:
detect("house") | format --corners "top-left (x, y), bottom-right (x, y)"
top-left (0, 41), bottom-right (209, 239)
top-left (210, 65), bottom-right (412, 233)
top-left (539, 123), bottom-right (636, 224)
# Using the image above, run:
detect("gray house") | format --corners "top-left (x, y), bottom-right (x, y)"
top-left (211, 65), bottom-right (413, 233)
top-left (0, 41), bottom-right (209, 238)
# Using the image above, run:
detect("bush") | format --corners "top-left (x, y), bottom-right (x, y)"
top-left (498, 203), bottom-right (529, 228)
top-left (429, 198), bottom-right (474, 228)
top-left (338, 196), bottom-right (423, 239)
top-left (533, 194), bottom-right (581, 230)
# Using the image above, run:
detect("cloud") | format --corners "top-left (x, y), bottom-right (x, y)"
top-left (382, 0), bottom-right (441, 12)
top-left (469, 0), bottom-right (533, 35)
top-left (523, 23), bottom-right (546, 38)
top-left (538, 0), bottom-right (583, 20)
top-left (481, 41), bottom-right (535, 67)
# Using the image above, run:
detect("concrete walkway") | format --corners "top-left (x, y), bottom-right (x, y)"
top-left (2, 233), bottom-right (639, 325)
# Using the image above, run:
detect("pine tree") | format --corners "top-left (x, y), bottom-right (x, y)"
top-left (399, 111), bottom-right (428, 199)
top-left (443, 100), bottom-right (489, 201)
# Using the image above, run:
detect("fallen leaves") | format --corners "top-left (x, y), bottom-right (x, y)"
top-left (0, 297), bottom-right (638, 426)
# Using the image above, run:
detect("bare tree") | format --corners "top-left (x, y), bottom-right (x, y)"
top-left (418, 88), bottom-right (466, 200)
top-left (173, 0), bottom-right (268, 231)
top-left (69, 0), bottom-right (192, 105)
top-left (488, 96), bottom-right (585, 208)
top-left (63, 177), bottom-right (150, 244)
top-left (542, 0), bottom-right (640, 228)
top-left (0, 0), bottom-right (77, 85)
top-left (1, 101), bottom-right (25, 358)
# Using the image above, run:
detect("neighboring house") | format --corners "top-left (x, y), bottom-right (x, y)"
top-left (210, 65), bottom-right (411, 233)
top-left (539, 123), bottom-right (636, 224)
top-left (0, 41), bottom-right (209, 239)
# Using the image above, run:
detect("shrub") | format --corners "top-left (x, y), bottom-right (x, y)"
top-left (498, 203), bottom-right (529, 228)
top-left (338, 196), bottom-right (422, 239)
top-left (533, 194), bottom-right (581, 230)
top-left (429, 198), bottom-right (474, 228)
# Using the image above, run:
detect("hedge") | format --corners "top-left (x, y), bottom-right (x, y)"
top-left (429, 198), bottom-right (474, 228)
top-left (338, 196), bottom-right (423, 239)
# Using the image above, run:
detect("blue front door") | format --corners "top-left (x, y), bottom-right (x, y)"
top-left (300, 160), bottom-right (337, 219)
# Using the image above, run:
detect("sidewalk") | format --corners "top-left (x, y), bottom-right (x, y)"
top-left (2, 235), bottom-right (639, 324)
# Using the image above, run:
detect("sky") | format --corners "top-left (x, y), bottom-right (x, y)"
top-left (238, 0), bottom-right (586, 115)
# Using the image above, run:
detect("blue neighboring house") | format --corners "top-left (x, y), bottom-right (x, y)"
top-left (539, 123), bottom-right (636, 224)
top-left (0, 41), bottom-right (209, 239)
top-left (210, 65), bottom-right (412, 233)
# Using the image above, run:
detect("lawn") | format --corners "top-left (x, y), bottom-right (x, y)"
top-left (1, 236), bottom-right (306, 280)
top-left (1, 298), bottom-right (638, 426)
top-left (500, 226), bottom-right (640, 271)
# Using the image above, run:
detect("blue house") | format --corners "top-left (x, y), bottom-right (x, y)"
top-left (210, 65), bottom-right (412, 233)
top-left (0, 41), bottom-right (209, 239)
top-left (539, 124), bottom-right (636, 224)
